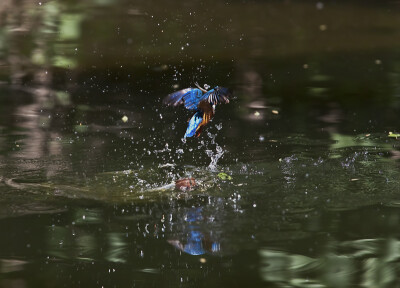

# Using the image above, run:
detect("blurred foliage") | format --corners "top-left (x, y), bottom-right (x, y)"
top-left (1, 0), bottom-right (400, 107)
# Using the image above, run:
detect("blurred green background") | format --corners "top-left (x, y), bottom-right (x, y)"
top-left (1, 1), bottom-right (400, 287)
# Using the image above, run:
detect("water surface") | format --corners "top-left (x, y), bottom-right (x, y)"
top-left (1, 0), bottom-right (400, 287)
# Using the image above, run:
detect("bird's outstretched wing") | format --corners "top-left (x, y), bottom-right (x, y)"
top-left (204, 87), bottom-right (232, 106)
top-left (163, 88), bottom-right (204, 111)
top-left (195, 100), bottom-right (215, 137)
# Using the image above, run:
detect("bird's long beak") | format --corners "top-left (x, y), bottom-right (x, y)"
top-left (194, 82), bottom-right (208, 93)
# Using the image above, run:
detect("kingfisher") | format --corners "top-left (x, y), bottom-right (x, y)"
top-left (164, 83), bottom-right (232, 137)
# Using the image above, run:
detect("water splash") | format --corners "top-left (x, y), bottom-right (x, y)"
top-left (206, 144), bottom-right (225, 171)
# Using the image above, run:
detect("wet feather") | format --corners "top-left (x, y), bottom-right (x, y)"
top-left (164, 85), bottom-right (232, 138)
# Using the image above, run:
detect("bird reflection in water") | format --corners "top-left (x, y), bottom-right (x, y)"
top-left (167, 206), bottom-right (220, 255)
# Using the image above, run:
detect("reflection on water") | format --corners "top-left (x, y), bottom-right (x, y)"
top-left (258, 233), bottom-right (400, 287)
top-left (4, 197), bottom-right (400, 286)
top-left (1, 0), bottom-right (400, 287)
top-left (2, 88), bottom-right (400, 286)
top-left (168, 206), bottom-right (221, 256)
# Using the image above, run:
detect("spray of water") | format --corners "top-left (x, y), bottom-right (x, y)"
top-left (206, 144), bottom-right (224, 171)
top-left (205, 125), bottom-right (225, 171)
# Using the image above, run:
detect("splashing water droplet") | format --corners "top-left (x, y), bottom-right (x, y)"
top-left (207, 144), bottom-right (225, 171)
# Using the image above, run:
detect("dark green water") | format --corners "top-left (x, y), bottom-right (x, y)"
top-left (1, 0), bottom-right (400, 287)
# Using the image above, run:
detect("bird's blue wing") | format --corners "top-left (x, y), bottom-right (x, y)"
top-left (184, 111), bottom-right (203, 138)
top-left (164, 88), bottom-right (203, 111)
top-left (182, 89), bottom-right (205, 110)
top-left (204, 86), bottom-right (232, 106)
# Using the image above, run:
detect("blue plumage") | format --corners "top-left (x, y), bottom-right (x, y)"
top-left (164, 88), bottom-right (204, 111)
top-left (164, 84), bottom-right (232, 138)
top-left (182, 89), bottom-right (204, 110)
top-left (184, 111), bottom-right (203, 137)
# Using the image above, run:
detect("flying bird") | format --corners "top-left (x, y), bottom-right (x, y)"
top-left (164, 83), bottom-right (232, 138)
